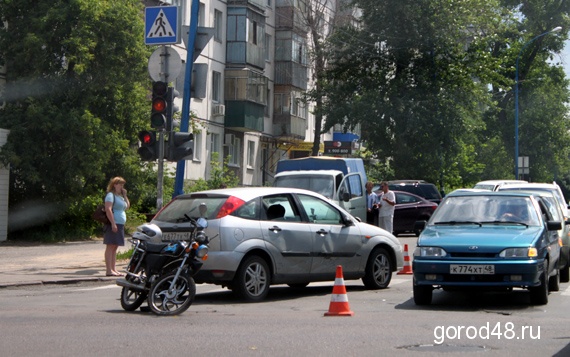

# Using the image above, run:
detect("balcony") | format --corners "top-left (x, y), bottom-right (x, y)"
top-left (273, 112), bottom-right (306, 140)
top-left (224, 101), bottom-right (264, 132)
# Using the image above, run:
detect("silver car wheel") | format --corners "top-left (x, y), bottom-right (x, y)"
top-left (234, 255), bottom-right (271, 302)
top-left (362, 247), bottom-right (392, 289)
top-left (374, 254), bottom-right (390, 283)
top-left (245, 262), bottom-right (267, 296)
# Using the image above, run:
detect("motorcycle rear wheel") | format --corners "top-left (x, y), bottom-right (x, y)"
top-left (120, 266), bottom-right (148, 312)
top-left (148, 271), bottom-right (196, 316)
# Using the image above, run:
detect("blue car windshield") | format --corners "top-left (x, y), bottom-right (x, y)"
top-left (431, 195), bottom-right (541, 226)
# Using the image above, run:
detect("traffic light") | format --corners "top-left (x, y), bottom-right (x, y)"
top-left (167, 132), bottom-right (193, 162)
top-left (166, 86), bottom-right (180, 131)
top-left (137, 130), bottom-right (158, 161)
top-left (151, 81), bottom-right (168, 129)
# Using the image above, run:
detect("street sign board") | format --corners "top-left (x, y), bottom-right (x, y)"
top-left (148, 46), bottom-right (182, 82)
top-left (145, 6), bottom-right (179, 45)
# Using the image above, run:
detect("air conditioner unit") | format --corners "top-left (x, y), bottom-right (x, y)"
top-left (212, 104), bottom-right (225, 116)
top-left (224, 133), bottom-right (235, 146)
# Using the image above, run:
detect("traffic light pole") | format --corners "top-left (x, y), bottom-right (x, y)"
top-left (173, 0), bottom-right (199, 198)
top-left (157, 129), bottom-right (165, 210)
top-left (156, 45), bottom-right (172, 210)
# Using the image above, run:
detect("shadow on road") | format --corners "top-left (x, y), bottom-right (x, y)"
top-left (395, 288), bottom-right (543, 312)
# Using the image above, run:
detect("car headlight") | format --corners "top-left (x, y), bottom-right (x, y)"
top-left (499, 247), bottom-right (537, 258)
top-left (413, 246), bottom-right (447, 257)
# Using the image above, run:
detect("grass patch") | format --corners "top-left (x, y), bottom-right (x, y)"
top-left (117, 246), bottom-right (134, 261)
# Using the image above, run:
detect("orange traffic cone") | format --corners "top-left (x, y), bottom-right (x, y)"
top-left (324, 265), bottom-right (354, 317)
top-left (398, 244), bottom-right (413, 275)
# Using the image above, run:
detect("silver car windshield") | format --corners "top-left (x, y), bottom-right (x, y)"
top-left (431, 195), bottom-right (541, 226)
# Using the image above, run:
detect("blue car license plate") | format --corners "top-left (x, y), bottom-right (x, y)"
top-left (450, 264), bottom-right (495, 274)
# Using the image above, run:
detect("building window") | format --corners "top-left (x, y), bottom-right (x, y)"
top-left (274, 93), bottom-right (286, 114)
top-left (212, 71), bottom-right (221, 103)
top-left (193, 131), bottom-right (202, 162)
top-left (265, 34), bottom-right (272, 62)
top-left (251, 20), bottom-right (258, 45)
top-left (210, 133), bottom-right (220, 162)
top-left (199, 2), bottom-right (205, 27)
top-left (214, 9), bottom-right (223, 42)
top-left (247, 140), bottom-right (255, 168)
top-left (228, 136), bottom-right (241, 167)
top-left (265, 88), bottom-right (271, 116)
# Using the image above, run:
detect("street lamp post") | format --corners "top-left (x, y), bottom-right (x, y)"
top-left (514, 26), bottom-right (562, 179)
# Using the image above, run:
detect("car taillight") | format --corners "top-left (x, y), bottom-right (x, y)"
top-left (216, 196), bottom-right (246, 218)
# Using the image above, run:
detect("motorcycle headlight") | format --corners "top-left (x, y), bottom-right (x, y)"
top-left (195, 244), bottom-right (209, 259)
top-left (195, 231), bottom-right (208, 245)
top-left (413, 246), bottom-right (447, 257)
top-left (499, 247), bottom-right (537, 258)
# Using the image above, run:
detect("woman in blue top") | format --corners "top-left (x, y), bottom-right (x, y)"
top-left (104, 176), bottom-right (130, 276)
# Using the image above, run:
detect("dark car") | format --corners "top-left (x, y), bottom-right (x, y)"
top-left (381, 180), bottom-right (443, 204)
top-left (393, 191), bottom-right (438, 236)
top-left (373, 189), bottom-right (438, 236)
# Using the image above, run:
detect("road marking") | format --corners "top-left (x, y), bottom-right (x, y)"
top-left (561, 285), bottom-right (570, 296)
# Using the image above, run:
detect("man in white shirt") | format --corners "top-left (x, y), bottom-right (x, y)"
top-left (377, 181), bottom-right (396, 233)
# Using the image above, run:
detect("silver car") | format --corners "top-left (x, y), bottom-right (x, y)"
top-left (151, 187), bottom-right (403, 302)
top-left (498, 183), bottom-right (570, 283)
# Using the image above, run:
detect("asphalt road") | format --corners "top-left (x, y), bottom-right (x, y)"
top-left (1, 271), bottom-right (570, 356)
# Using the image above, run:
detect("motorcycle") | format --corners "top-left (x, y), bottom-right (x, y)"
top-left (116, 217), bottom-right (209, 316)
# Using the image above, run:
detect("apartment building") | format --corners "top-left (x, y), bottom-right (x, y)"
top-left (165, 0), bottom-right (361, 187)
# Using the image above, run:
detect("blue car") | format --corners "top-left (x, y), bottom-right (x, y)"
top-left (413, 190), bottom-right (562, 305)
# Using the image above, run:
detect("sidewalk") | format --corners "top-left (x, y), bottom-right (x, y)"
top-left (0, 238), bottom-right (130, 288)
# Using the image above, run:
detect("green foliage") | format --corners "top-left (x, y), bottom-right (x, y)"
top-left (0, 0), bottom-right (158, 241)
top-left (321, 0), bottom-right (570, 189)
top-left (185, 152), bottom-right (240, 192)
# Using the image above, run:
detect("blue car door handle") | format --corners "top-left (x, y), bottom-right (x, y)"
top-left (316, 229), bottom-right (328, 235)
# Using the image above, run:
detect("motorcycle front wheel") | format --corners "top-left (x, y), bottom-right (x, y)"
top-left (148, 271), bottom-right (196, 316)
top-left (120, 265), bottom-right (148, 312)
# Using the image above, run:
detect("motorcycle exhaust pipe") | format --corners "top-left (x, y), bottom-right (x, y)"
top-left (116, 278), bottom-right (147, 292)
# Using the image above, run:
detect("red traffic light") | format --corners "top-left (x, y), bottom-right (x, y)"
top-left (138, 130), bottom-right (156, 145)
top-left (152, 98), bottom-right (167, 112)
top-left (137, 131), bottom-right (158, 161)
top-left (150, 81), bottom-right (168, 129)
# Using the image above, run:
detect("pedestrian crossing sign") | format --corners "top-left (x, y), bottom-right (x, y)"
top-left (145, 6), bottom-right (179, 45)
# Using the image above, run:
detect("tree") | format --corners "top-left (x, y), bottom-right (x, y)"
top-left (319, 0), bottom-right (570, 190)
top-left (0, 0), bottom-right (154, 239)
top-left (487, 0), bottom-right (570, 181)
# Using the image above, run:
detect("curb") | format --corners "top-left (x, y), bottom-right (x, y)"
top-left (0, 276), bottom-right (122, 289)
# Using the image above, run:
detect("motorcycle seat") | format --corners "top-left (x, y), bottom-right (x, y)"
top-left (146, 242), bottom-right (171, 253)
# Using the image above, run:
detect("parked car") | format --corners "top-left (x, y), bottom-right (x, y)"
top-left (498, 182), bottom-right (570, 283)
top-left (498, 181), bottom-right (569, 219)
top-left (151, 187), bottom-right (404, 302)
top-left (383, 180), bottom-right (443, 204)
top-left (473, 180), bottom-right (527, 191)
top-left (413, 190), bottom-right (562, 306)
top-left (373, 190), bottom-right (438, 236)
